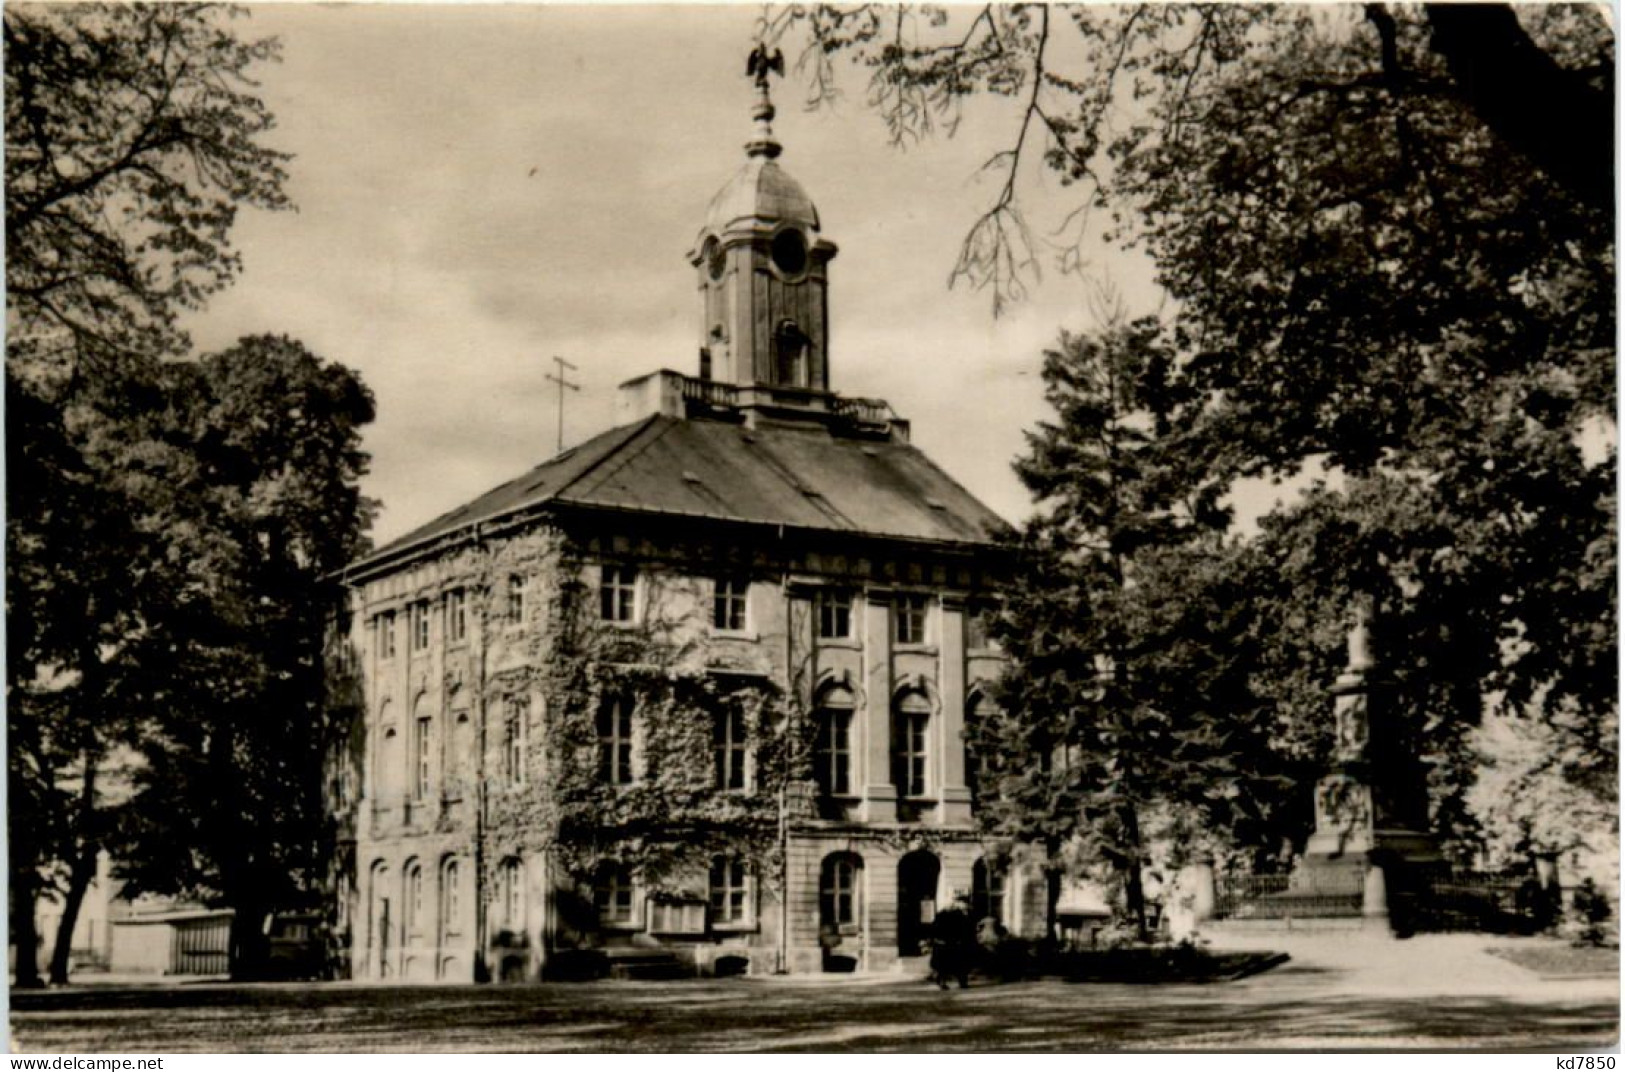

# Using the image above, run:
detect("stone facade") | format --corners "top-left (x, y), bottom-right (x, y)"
top-left (339, 505), bottom-right (1019, 980)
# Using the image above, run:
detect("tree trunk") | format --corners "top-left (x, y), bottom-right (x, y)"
top-left (1424, 3), bottom-right (1613, 211)
top-left (11, 856), bottom-right (45, 989)
top-left (1044, 867), bottom-right (1062, 946)
top-left (229, 900), bottom-right (271, 982)
top-left (48, 845), bottom-right (98, 985)
top-left (48, 753), bottom-right (100, 985)
top-left (1121, 802), bottom-right (1149, 943)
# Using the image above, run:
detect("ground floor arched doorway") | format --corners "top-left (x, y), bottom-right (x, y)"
top-left (897, 850), bottom-right (940, 956)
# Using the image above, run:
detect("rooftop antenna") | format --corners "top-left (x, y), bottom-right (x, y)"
top-left (546, 355), bottom-right (580, 453)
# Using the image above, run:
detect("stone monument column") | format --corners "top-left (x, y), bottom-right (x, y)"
top-left (1297, 594), bottom-right (1437, 925)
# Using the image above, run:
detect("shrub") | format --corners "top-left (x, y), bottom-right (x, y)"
top-left (1571, 878), bottom-right (1613, 947)
top-left (544, 948), bottom-right (610, 981)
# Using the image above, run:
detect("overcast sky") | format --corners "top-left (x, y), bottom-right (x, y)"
top-left (185, 4), bottom-right (1174, 545)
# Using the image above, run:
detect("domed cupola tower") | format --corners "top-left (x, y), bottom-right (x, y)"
top-left (689, 46), bottom-right (837, 393)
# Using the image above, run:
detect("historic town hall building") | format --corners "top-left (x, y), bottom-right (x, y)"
top-left (334, 60), bottom-right (1019, 981)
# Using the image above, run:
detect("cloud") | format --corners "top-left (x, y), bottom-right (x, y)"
top-left (185, 4), bottom-right (1161, 543)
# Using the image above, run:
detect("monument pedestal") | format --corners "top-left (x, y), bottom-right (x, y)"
top-left (1290, 597), bottom-right (1438, 930)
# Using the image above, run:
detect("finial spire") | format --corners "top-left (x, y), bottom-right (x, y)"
top-left (744, 43), bottom-right (784, 159)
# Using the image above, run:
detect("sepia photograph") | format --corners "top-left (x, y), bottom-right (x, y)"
top-left (5, 0), bottom-right (1618, 1055)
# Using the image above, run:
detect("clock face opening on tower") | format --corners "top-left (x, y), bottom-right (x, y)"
top-left (771, 228), bottom-right (808, 278)
top-left (704, 236), bottom-right (726, 281)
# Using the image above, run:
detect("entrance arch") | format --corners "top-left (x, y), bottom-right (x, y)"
top-left (896, 850), bottom-right (940, 956)
top-left (368, 861), bottom-right (392, 980)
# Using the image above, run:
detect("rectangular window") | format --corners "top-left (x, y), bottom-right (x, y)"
top-left (447, 589), bottom-right (467, 644)
top-left (500, 860), bottom-right (523, 929)
top-left (817, 590), bottom-right (853, 640)
top-left (709, 859), bottom-right (750, 925)
top-left (506, 574), bottom-right (526, 625)
top-left (713, 706), bottom-right (747, 791)
top-left (413, 716), bottom-right (432, 800)
top-left (988, 869), bottom-right (1006, 924)
top-left (378, 612), bottom-right (397, 660)
top-left (894, 593), bottom-right (930, 645)
top-left (649, 899), bottom-right (706, 935)
top-left (410, 601), bottom-right (430, 651)
top-left (896, 709), bottom-right (929, 797)
top-left (815, 707), bottom-right (853, 796)
top-left (598, 696), bottom-right (635, 785)
top-left (600, 565), bottom-right (637, 623)
top-left (712, 577), bottom-right (749, 632)
top-left (822, 859), bottom-right (858, 929)
top-left (503, 699), bottom-right (526, 786)
top-left (595, 869), bottom-right (635, 925)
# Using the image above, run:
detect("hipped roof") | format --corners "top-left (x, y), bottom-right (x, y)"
top-left (354, 414), bottom-right (1009, 575)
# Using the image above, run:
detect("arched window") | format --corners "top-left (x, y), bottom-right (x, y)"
top-left (820, 853), bottom-right (863, 932)
top-left (369, 861), bottom-right (392, 979)
top-left (403, 860), bottom-right (424, 936)
top-left (411, 694), bottom-right (435, 802)
top-left (814, 686), bottom-right (855, 797)
top-left (440, 859), bottom-right (461, 938)
top-left (498, 858), bottom-right (524, 931)
top-left (972, 857), bottom-right (1007, 925)
top-left (594, 863), bottom-right (636, 926)
top-left (774, 320), bottom-right (809, 387)
top-left (892, 691), bottom-right (932, 798)
top-left (966, 691), bottom-right (996, 800)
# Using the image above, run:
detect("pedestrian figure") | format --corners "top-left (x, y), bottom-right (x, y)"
top-left (929, 893), bottom-right (975, 989)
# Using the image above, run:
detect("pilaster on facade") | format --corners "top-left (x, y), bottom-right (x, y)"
top-left (936, 594), bottom-right (973, 826)
top-left (860, 591), bottom-right (897, 823)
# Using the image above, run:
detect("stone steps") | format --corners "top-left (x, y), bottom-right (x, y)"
top-left (603, 948), bottom-right (691, 981)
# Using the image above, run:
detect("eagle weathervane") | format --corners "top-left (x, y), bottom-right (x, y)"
top-left (747, 43), bottom-right (785, 88)
top-left (743, 43), bottom-right (785, 159)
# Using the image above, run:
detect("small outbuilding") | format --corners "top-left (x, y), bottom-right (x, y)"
top-left (109, 909), bottom-right (234, 975)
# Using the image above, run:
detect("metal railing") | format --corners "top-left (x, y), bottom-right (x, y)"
top-left (1214, 871), bottom-right (1363, 920)
top-left (1395, 866), bottom-right (1533, 933)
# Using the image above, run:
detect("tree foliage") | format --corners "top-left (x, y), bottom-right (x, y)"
top-left (113, 336), bottom-right (376, 978)
top-left (4, 3), bottom-right (302, 984)
top-left (6, 2), bottom-right (290, 386)
top-left (976, 321), bottom-right (1282, 932)
top-left (789, 3), bottom-right (1615, 883)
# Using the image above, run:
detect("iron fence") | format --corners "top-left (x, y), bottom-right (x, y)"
top-left (1215, 864), bottom-right (1548, 932)
top-left (1214, 871), bottom-right (1363, 920)
top-left (1394, 865), bottom-right (1541, 934)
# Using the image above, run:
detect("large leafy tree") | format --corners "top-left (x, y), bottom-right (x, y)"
top-left (5, 3), bottom-right (291, 984)
top-left (6, 2), bottom-right (289, 379)
top-left (793, 4), bottom-right (1614, 873)
top-left (113, 336), bottom-right (376, 980)
top-left (976, 320), bottom-right (1279, 935)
